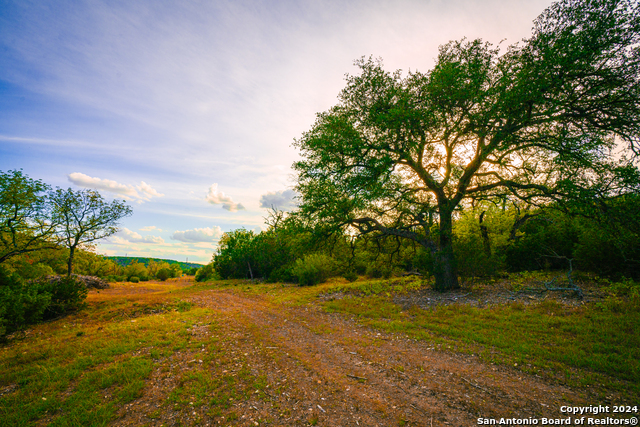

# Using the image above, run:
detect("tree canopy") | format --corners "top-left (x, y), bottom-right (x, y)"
top-left (293, 0), bottom-right (640, 291)
top-left (0, 170), bottom-right (58, 263)
top-left (50, 188), bottom-right (132, 276)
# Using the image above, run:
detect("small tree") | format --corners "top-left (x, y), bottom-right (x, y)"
top-left (213, 229), bottom-right (257, 279)
top-left (124, 259), bottom-right (149, 281)
top-left (0, 170), bottom-right (58, 263)
top-left (156, 268), bottom-right (171, 281)
top-left (169, 263), bottom-right (182, 278)
top-left (147, 259), bottom-right (160, 277)
top-left (50, 188), bottom-right (132, 277)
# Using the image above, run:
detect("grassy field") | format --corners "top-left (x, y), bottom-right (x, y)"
top-left (0, 275), bottom-right (638, 425)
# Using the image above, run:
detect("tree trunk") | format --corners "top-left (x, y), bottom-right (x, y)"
top-left (67, 246), bottom-right (75, 277)
top-left (247, 260), bottom-right (254, 280)
top-left (479, 211), bottom-right (491, 257)
top-left (434, 211), bottom-right (459, 292)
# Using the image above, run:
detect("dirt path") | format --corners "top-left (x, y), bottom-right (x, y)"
top-left (118, 287), bottom-right (591, 426)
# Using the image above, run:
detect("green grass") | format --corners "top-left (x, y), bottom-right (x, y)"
top-left (316, 279), bottom-right (640, 398)
top-left (0, 289), bottom-right (199, 426)
top-left (0, 279), bottom-right (281, 426)
top-left (1, 275), bottom-right (638, 425)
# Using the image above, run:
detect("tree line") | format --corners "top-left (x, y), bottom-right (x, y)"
top-left (204, 198), bottom-right (639, 286)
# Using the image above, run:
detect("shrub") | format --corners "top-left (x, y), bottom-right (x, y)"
top-left (605, 277), bottom-right (640, 300)
top-left (291, 254), bottom-right (336, 286)
top-left (0, 270), bottom-right (88, 339)
top-left (195, 264), bottom-right (218, 282)
top-left (343, 270), bottom-right (358, 282)
top-left (156, 268), bottom-right (171, 282)
top-left (365, 263), bottom-right (394, 279)
top-left (124, 260), bottom-right (149, 282)
top-left (0, 267), bottom-right (51, 338)
top-left (11, 260), bottom-right (55, 281)
top-left (40, 275), bottom-right (88, 318)
top-left (130, 276), bottom-right (140, 283)
top-left (169, 263), bottom-right (182, 278)
top-left (266, 264), bottom-right (296, 283)
top-left (296, 264), bottom-right (320, 286)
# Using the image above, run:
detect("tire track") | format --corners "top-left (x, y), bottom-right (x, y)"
top-left (189, 289), bottom-right (586, 426)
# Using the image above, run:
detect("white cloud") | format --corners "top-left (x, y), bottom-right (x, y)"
top-left (115, 227), bottom-right (165, 244)
top-left (68, 172), bottom-right (164, 202)
top-left (138, 181), bottom-right (163, 199)
top-left (259, 189), bottom-right (298, 211)
top-left (140, 225), bottom-right (162, 232)
top-left (68, 172), bottom-right (137, 198)
top-left (205, 184), bottom-right (245, 212)
top-left (171, 226), bottom-right (223, 243)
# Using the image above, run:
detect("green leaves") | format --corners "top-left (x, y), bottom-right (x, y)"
top-left (0, 170), bottom-right (56, 263)
top-left (49, 188), bottom-right (132, 248)
top-left (293, 0), bottom-right (640, 291)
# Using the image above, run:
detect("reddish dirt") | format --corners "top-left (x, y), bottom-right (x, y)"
top-left (112, 285), bottom-right (596, 427)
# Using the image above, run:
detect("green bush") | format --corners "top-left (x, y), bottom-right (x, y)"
top-left (169, 263), bottom-right (182, 278)
top-left (297, 264), bottom-right (320, 286)
top-left (124, 260), bottom-right (148, 282)
top-left (604, 277), bottom-right (640, 300)
top-left (11, 260), bottom-right (55, 281)
top-left (130, 276), bottom-right (140, 283)
top-left (156, 268), bottom-right (171, 282)
top-left (365, 263), bottom-right (394, 279)
top-left (343, 271), bottom-right (358, 282)
top-left (266, 264), bottom-right (296, 283)
top-left (195, 263), bottom-right (218, 282)
top-left (41, 276), bottom-right (88, 318)
top-left (0, 267), bottom-right (51, 338)
top-left (291, 254), bottom-right (336, 286)
top-left (0, 269), bottom-right (88, 338)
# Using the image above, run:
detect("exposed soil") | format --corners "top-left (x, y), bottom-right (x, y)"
top-left (391, 275), bottom-right (607, 310)
top-left (105, 280), bottom-right (610, 427)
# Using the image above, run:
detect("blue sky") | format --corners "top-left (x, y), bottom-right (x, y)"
top-left (0, 0), bottom-right (553, 263)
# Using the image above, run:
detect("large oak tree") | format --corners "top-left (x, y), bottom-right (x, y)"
top-left (293, 0), bottom-right (640, 291)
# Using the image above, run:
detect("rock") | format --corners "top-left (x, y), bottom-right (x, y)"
top-left (44, 274), bottom-right (110, 289)
top-left (76, 275), bottom-right (110, 289)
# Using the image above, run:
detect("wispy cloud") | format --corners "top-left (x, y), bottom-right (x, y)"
top-left (171, 226), bottom-right (223, 243)
top-left (114, 227), bottom-right (164, 244)
top-left (140, 225), bottom-right (162, 232)
top-left (68, 172), bottom-right (164, 202)
top-left (205, 184), bottom-right (245, 212)
top-left (259, 189), bottom-right (298, 211)
top-left (0, 135), bottom-right (95, 148)
top-left (137, 181), bottom-right (163, 199)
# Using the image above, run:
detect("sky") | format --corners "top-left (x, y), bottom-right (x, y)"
top-left (0, 0), bottom-right (555, 264)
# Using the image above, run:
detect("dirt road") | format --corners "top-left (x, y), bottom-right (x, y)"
top-left (116, 286), bottom-right (590, 426)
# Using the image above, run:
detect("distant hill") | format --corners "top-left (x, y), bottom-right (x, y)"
top-left (106, 256), bottom-right (204, 270)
